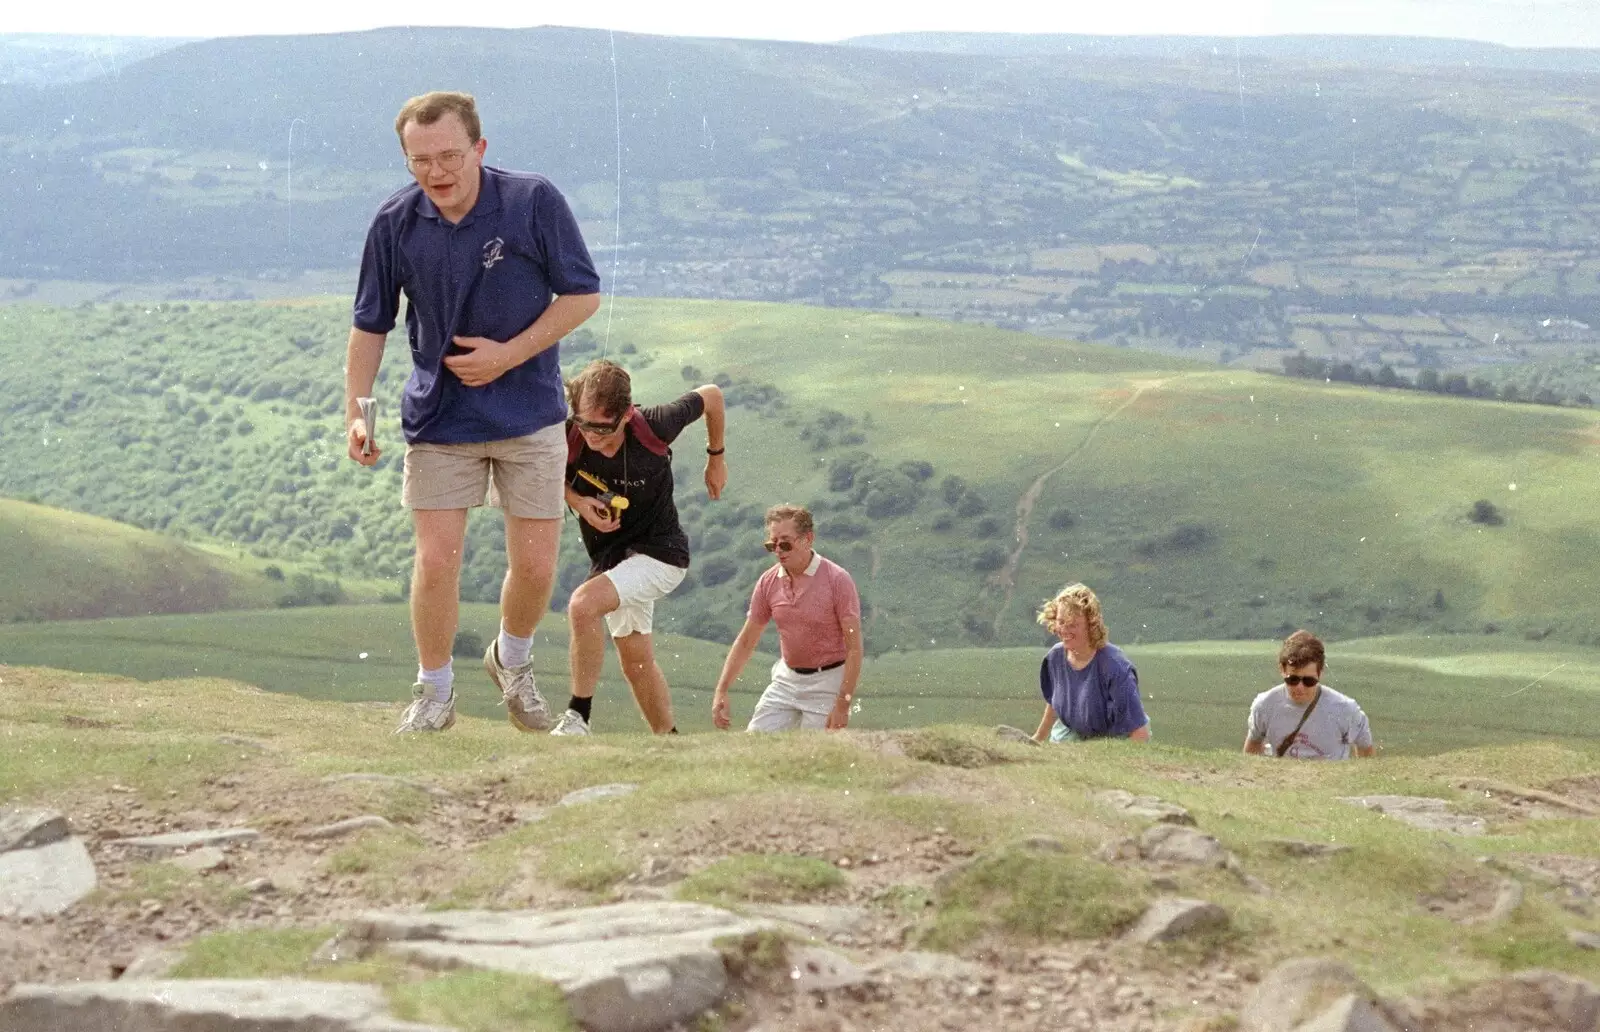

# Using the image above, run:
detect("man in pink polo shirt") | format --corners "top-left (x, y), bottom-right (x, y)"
top-left (711, 504), bottom-right (863, 732)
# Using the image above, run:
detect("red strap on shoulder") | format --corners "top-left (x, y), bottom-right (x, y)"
top-left (565, 423), bottom-right (584, 465)
top-left (627, 407), bottom-right (671, 456)
top-left (566, 406), bottom-right (671, 463)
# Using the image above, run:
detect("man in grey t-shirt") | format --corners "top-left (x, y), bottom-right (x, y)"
top-left (1244, 630), bottom-right (1375, 760)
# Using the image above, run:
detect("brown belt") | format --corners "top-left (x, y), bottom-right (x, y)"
top-left (789, 659), bottom-right (845, 675)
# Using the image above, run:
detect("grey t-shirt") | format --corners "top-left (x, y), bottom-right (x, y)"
top-left (1247, 684), bottom-right (1373, 759)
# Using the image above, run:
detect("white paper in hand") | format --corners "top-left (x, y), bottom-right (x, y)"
top-left (357, 397), bottom-right (377, 457)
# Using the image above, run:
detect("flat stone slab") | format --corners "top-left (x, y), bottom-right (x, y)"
top-left (321, 773), bottom-right (450, 799)
top-left (112, 828), bottom-right (261, 856)
top-left (1243, 958), bottom-right (1384, 1032)
top-left (869, 950), bottom-right (986, 982)
top-left (1295, 994), bottom-right (1400, 1032)
top-left (1139, 824), bottom-right (1230, 867)
top-left (746, 903), bottom-right (871, 937)
top-left (301, 816), bottom-right (394, 840)
top-left (1267, 839), bottom-right (1353, 858)
top-left (1128, 897), bottom-right (1230, 944)
top-left (168, 846), bottom-right (228, 873)
top-left (0, 979), bottom-right (450, 1031)
top-left (787, 945), bottom-right (870, 993)
top-left (215, 734), bottom-right (269, 751)
top-left (1570, 930), bottom-right (1600, 950)
top-left (350, 901), bottom-right (778, 1032)
top-left (1095, 789), bottom-right (1195, 826)
top-left (1338, 796), bottom-right (1487, 836)
top-left (0, 806), bottom-right (69, 853)
top-left (993, 725), bottom-right (1040, 746)
top-left (0, 837), bottom-right (98, 918)
top-left (559, 783), bottom-right (639, 807)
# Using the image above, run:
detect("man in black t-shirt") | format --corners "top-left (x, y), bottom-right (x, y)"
top-left (557, 359), bottom-right (727, 735)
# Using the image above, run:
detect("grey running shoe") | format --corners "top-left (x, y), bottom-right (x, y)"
top-left (394, 683), bottom-right (455, 734)
top-left (484, 640), bottom-right (553, 732)
top-left (550, 708), bottom-right (592, 736)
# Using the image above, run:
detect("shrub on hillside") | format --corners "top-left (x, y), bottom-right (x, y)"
top-left (1047, 508), bottom-right (1077, 530)
top-left (1135, 522), bottom-right (1215, 557)
top-left (972, 546), bottom-right (1007, 572)
top-left (829, 515), bottom-right (870, 540)
top-left (276, 573), bottom-right (344, 608)
top-left (956, 492), bottom-right (987, 518)
top-left (1468, 500), bottom-right (1504, 526)
top-left (452, 629), bottom-right (485, 658)
top-left (700, 556), bottom-right (740, 587)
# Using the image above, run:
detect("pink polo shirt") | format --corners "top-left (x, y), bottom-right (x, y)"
top-left (748, 553), bottom-right (861, 670)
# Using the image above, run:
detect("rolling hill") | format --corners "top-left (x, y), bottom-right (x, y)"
top-left (0, 497), bottom-right (285, 621)
top-left (2, 297), bottom-right (1599, 652)
top-left (0, 602), bottom-right (1594, 754)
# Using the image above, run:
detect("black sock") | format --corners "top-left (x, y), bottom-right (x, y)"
top-left (569, 696), bottom-right (593, 722)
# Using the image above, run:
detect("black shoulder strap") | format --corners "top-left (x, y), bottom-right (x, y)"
top-left (1276, 687), bottom-right (1322, 759)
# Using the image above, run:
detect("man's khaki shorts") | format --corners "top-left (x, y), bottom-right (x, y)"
top-left (402, 424), bottom-right (565, 519)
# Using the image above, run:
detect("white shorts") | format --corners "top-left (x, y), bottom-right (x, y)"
top-left (602, 554), bottom-right (687, 638)
top-left (747, 659), bottom-right (846, 733)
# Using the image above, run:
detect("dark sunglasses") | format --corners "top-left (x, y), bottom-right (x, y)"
top-left (573, 415), bottom-right (623, 435)
top-left (1284, 675), bottom-right (1319, 687)
top-left (763, 540), bottom-right (797, 554)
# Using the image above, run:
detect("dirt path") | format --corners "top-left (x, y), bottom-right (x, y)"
top-left (990, 379), bottom-right (1169, 638)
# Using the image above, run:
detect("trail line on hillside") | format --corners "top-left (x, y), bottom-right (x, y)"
top-left (990, 378), bottom-right (1171, 638)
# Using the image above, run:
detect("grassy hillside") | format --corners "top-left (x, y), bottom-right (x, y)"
top-left (3, 297), bottom-right (1600, 650)
top-left (0, 498), bottom-right (289, 621)
top-left (3, 663), bottom-right (1597, 1025)
top-left (0, 605), bottom-right (1593, 755)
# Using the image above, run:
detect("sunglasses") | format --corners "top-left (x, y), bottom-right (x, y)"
top-left (1284, 675), bottom-right (1320, 688)
top-left (763, 540), bottom-right (798, 554)
top-left (573, 415), bottom-right (623, 435)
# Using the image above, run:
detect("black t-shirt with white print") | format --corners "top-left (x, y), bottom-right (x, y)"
top-left (567, 391), bottom-right (704, 575)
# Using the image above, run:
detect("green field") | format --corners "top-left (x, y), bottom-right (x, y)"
top-left (3, 298), bottom-right (1600, 654)
top-left (0, 498), bottom-right (281, 621)
top-left (0, 498), bottom-right (397, 621)
top-left (4, 661), bottom-right (1598, 1023)
top-left (2, 605), bottom-right (1593, 755)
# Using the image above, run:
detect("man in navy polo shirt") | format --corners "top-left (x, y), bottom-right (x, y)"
top-left (344, 91), bottom-right (601, 735)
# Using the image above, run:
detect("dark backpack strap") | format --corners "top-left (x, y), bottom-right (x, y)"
top-left (567, 407), bottom-right (672, 464)
top-left (565, 422), bottom-right (584, 465)
top-left (1276, 687), bottom-right (1322, 759)
top-left (627, 407), bottom-right (671, 456)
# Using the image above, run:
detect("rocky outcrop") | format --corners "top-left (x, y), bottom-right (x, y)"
top-left (1338, 796), bottom-right (1487, 835)
top-left (1139, 824), bottom-right (1230, 867)
top-left (1241, 958), bottom-right (1397, 1032)
top-left (0, 812), bottom-right (96, 919)
top-left (1126, 898), bottom-right (1230, 945)
top-left (112, 828), bottom-right (261, 857)
top-left (346, 901), bottom-right (779, 1032)
top-left (1094, 789), bottom-right (1196, 826)
top-left (0, 979), bottom-right (450, 1031)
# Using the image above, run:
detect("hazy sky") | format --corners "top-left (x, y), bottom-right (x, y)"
top-left (4, 0), bottom-right (1598, 49)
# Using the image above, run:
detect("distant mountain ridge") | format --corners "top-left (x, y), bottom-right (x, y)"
top-left (1, 25), bottom-right (1597, 385)
top-left (0, 33), bottom-right (195, 85)
top-left (1, 24), bottom-right (1595, 284)
top-left (845, 31), bottom-right (1600, 74)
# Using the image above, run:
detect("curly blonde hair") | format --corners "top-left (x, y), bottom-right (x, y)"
top-left (1036, 583), bottom-right (1108, 650)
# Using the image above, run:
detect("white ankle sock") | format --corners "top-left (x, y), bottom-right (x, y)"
top-left (417, 660), bottom-right (453, 703)
top-left (497, 625), bottom-right (534, 669)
